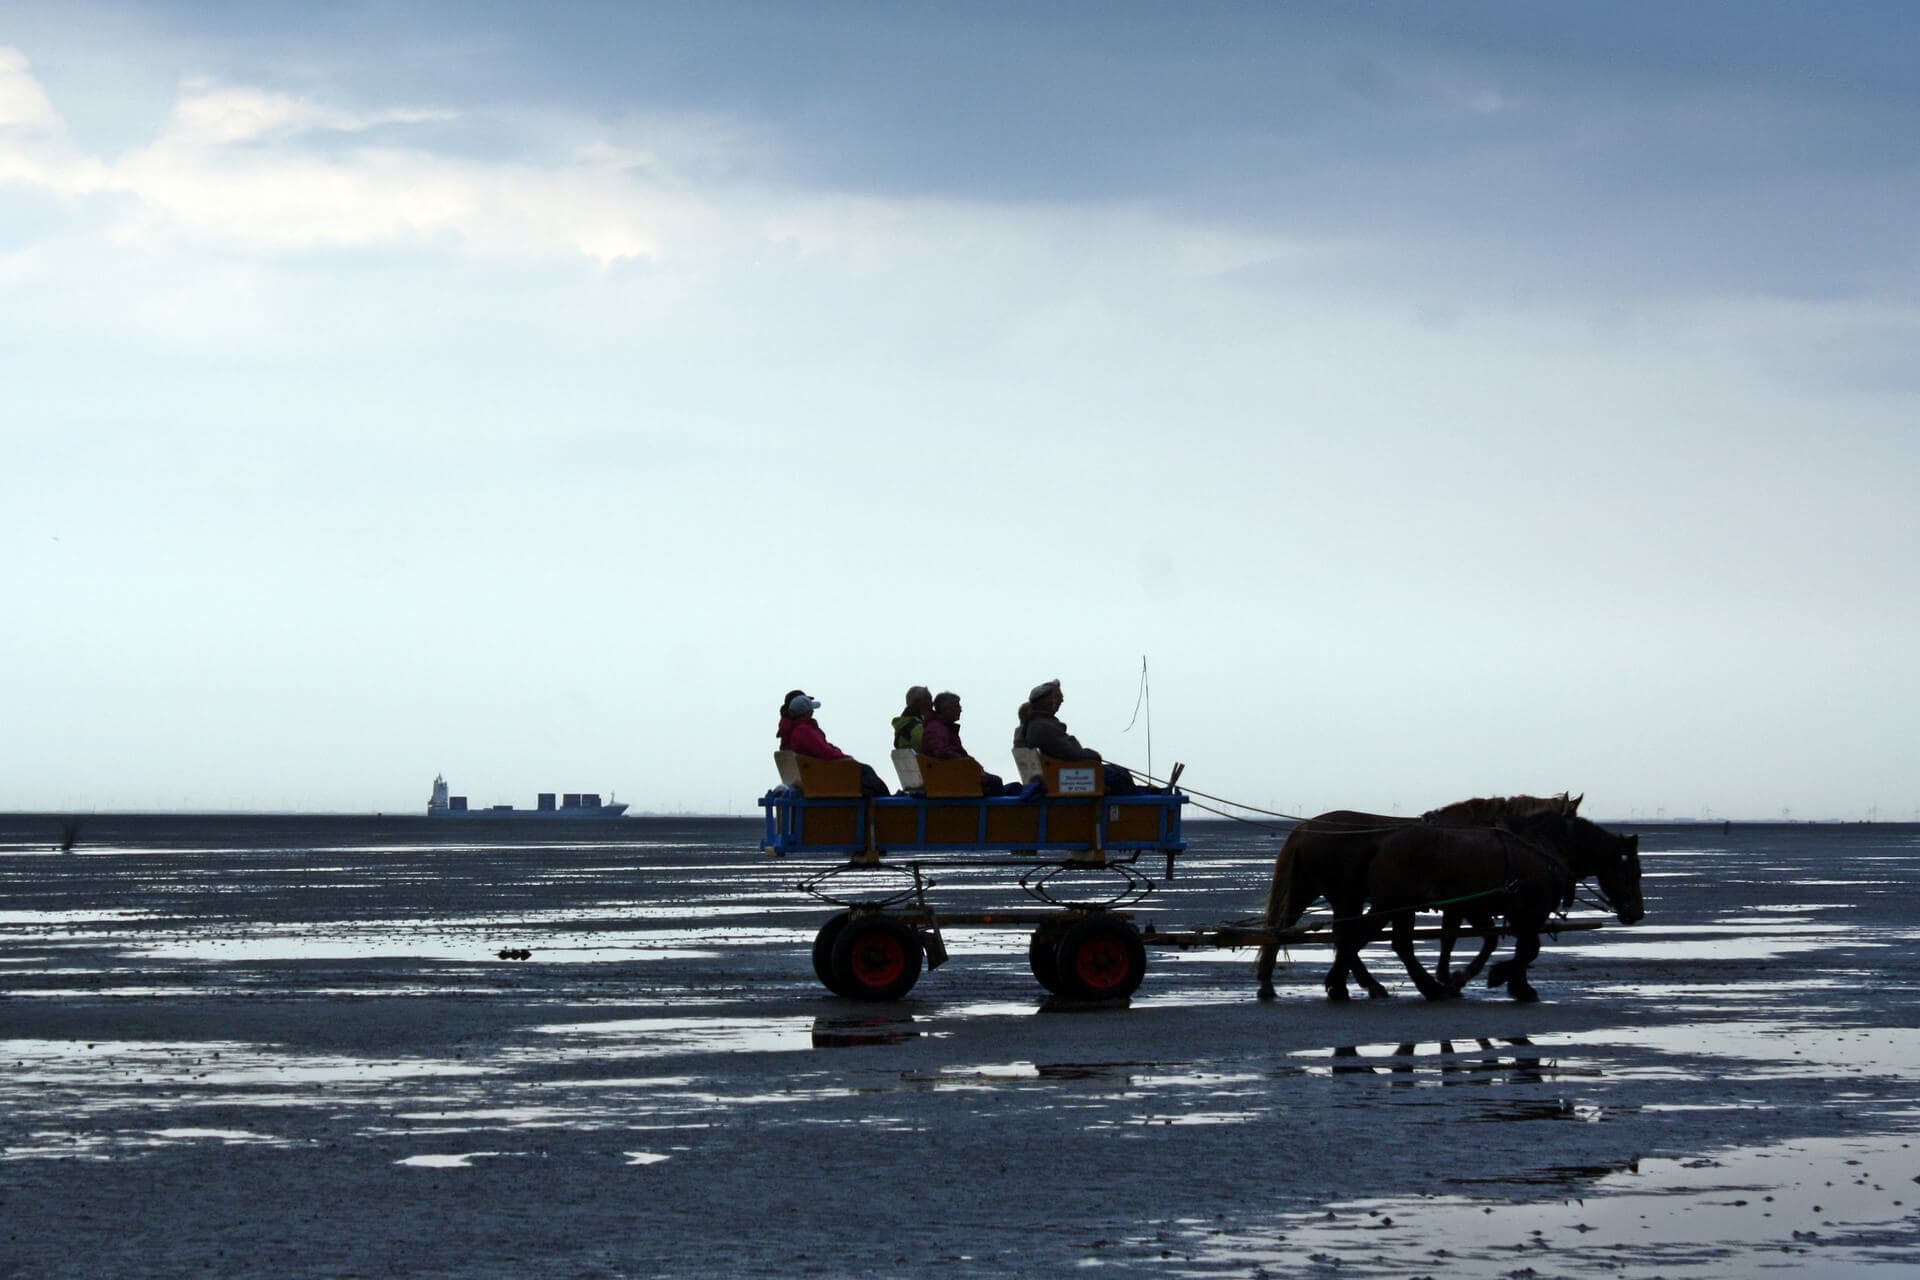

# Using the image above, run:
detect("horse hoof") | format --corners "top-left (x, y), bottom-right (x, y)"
top-left (1366, 987), bottom-right (1393, 1000)
top-left (1256, 985), bottom-right (1276, 1002)
top-left (1325, 987), bottom-right (1351, 1003)
top-left (1509, 986), bottom-right (1540, 1003)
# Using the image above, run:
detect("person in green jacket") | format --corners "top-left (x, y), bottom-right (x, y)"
top-left (892, 685), bottom-right (932, 750)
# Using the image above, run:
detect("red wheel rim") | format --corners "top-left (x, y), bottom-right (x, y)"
top-left (1072, 935), bottom-right (1133, 992)
top-left (850, 934), bottom-right (907, 988)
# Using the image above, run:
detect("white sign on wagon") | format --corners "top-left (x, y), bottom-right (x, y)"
top-left (1056, 768), bottom-right (1098, 794)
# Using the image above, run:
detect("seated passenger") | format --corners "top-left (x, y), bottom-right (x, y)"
top-left (922, 691), bottom-right (1021, 795)
top-left (777, 691), bottom-right (890, 797)
top-left (1015, 679), bottom-right (1143, 795)
top-left (891, 685), bottom-right (932, 751)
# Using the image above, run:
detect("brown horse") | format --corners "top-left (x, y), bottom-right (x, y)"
top-left (1358, 810), bottom-right (1644, 1001)
top-left (1253, 793), bottom-right (1582, 1001)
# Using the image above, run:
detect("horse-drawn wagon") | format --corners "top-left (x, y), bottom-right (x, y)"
top-left (762, 754), bottom-right (1646, 1005)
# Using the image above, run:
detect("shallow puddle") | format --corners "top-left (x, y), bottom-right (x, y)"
top-left (1538, 1024), bottom-right (1920, 1082)
top-left (0, 909), bottom-right (159, 925)
top-left (130, 936), bottom-right (725, 963)
top-left (0, 1038), bottom-right (496, 1104)
top-left (115, 919), bottom-right (795, 965)
top-left (1092, 1110), bottom-right (1264, 1129)
top-left (1163, 1131), bottom-right (1920, 1277)
top-left (395, 1152), bottom-right (512, 1168)
top-left (1555, 937), bottom-right (1867, 961)
top-left (532, 1015), bottom-right (820, 1056)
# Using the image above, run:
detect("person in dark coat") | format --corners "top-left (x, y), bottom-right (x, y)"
top-left (1015, 679), bottom-right (1141, 795)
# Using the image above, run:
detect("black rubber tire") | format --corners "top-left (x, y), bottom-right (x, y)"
top-left (1028, 928), bottom-right (1064, 993)
top-left (812, 911), bottom-right (854, 995)
top-left (1054, 915), bottom-right (1147, 1000)
top-left (829, 913), bottom-right (925, 1001)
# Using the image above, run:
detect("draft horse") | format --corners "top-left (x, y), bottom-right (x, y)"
top-left (1253, 793), bottom-right (1584, 1002)
top-left (1358, 810), bottom-right (1644, 1001)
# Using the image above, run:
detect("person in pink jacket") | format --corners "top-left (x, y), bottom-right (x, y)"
top-left (921, 691), bottom-right (1020, 795)
top-left (777, 691), bottom-right (889, 796)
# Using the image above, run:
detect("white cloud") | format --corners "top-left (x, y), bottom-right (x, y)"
top-left (161, 79), bottom-right (454, 147)
top-left (110, 140), bottom-right (672, 261)
top-left (1, 48), bottom-right (1311, 280)
top-left (0, 50), bottom-right (724, 263)
top-left (0, 46), bottom-right (59, 129)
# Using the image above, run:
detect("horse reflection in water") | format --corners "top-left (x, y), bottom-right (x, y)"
top-left (1255, 795), bottom-right (1644, 1003)
top-left (1328, 1037), bottom-right (1551, 1085)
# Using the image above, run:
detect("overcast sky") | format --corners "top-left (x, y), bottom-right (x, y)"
top-left (3, 3), bottom-right (1915, 820)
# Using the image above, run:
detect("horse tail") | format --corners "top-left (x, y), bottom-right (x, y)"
top-left (1255, 829), bottom-right (1309, 998)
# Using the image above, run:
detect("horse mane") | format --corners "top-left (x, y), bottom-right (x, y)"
top-left (1424, 792), bottom-right (1581, 826)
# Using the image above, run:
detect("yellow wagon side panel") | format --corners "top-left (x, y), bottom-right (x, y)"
top-left (923, 805), bottom-right (986, 843)
top-left (870, 806), bottom-right (919, 846)
top-left (1106, 805), bottom-right (1164, 842)
top-left (985, 806), bottom-right (1041, 845)
top-left (799, 807), bottom-right (862, 846)
top-left (1042, 801), bottom-right (1097, 844)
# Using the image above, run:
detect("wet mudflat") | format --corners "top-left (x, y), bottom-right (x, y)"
top-left (3, 815), bottom-right (1918, 1278)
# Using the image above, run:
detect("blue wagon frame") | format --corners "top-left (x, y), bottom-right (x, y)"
top-left (758, 790), bottom-right (1188, 862)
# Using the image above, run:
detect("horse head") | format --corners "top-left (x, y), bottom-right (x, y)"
top-left (1517, 813), bottom-right (1644, 925)
top-left (1559, 819), bottom-right (1643, 925)
top-left (1594, 831), bottom-right (1644, 925)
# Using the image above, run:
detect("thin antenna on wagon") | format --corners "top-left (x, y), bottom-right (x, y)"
top-left (1122, 654), bottom-right (1151, 783)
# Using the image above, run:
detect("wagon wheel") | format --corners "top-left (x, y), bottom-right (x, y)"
top-left (1028, 926), bottom-right (1065, 993)
top-left (1054, 915), bottom-right (1147, 1001)
top-left (829, 913), bottom-right (925, 1001)
top-left (812, 910), bottom-right (854, 995)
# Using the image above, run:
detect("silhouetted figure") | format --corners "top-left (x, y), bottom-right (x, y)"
top-left (1015, 679), bottom-right (1142, 795)
top-left (892, 686), bottom-right (932, 751)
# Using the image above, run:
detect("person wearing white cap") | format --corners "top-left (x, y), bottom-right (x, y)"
top-left (776, 689), bottom-right (890, 797)
top-left (1013, 680), bottom-right (1143, 795)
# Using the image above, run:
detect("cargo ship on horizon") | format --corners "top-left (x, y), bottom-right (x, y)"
top-left (427, 775), bottom-right (629, 819)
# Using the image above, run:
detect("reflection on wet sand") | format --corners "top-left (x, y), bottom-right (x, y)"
top-left (1301, 1037), bottom-right (1586, 1086)
top-left (809, 1014), bottom-right (922, 1048)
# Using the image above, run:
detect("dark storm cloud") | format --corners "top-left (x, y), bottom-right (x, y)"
top-left (90, 0), bottom-right (1913, 305)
